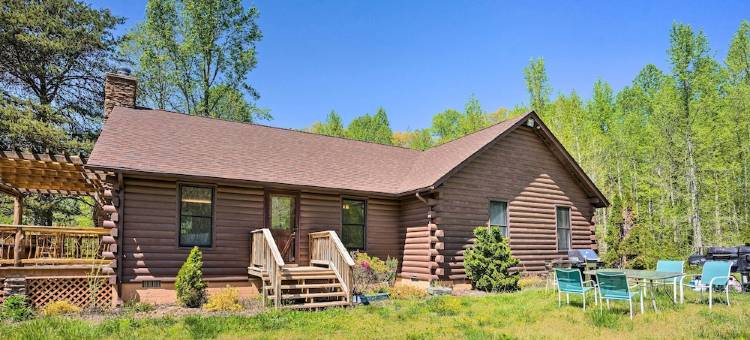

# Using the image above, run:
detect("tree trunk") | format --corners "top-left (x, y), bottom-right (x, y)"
top-left (685, 129), bottom-right (703, 251)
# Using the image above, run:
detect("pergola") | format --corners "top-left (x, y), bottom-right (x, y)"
top-left (0, 150), bottom-right (117, 269)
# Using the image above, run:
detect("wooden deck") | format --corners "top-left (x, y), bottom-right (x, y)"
top-left (249, 229), bottom-right (354, 309)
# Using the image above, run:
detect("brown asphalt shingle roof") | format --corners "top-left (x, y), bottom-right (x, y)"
top-left (87, 108), bottom-right (544, 196)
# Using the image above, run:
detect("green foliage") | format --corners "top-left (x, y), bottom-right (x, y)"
top-left (175, 247), bottom-right (207, 308)
top-left (0, 290), bottom-right (749, 338)
top-left (0, 0), bottom-right (123, 153)
top-left (352, 252), bottom-right (398, 294)
top-left (346, 107), bottom-right (394, 145)
top-left (0, 295), bottom-right (34, 322)
top-left (463, 226), bottom-right (520, 292)
top-left (41, 300), bottom-right (82, 317)
top-left (123, 0), bottom-right (267, 122)
top-left (204, 287), bottom-right (242, 312)
top-left (309, 110), bottom-right (346, 137)
top-left (523, 57), bottom-right (551, 115)
top-left (124, 301), bottom-right (155, 313)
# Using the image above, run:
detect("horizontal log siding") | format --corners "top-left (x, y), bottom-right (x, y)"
top-left (435, 126), bottom-right (596, 278)
top-left (366, 198), bottom-right (401, 259)
top-left (397, 195), bottom-right (435, 280)
top-left (122, 177), bottom-right (263, 281)
top-left (298, 192), bottom-right (341, 264)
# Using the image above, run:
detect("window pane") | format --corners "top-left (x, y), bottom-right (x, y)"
top-left (342, 224), bottom-right (365, 249)
top-left (556, 207), bottom-right (570, 229)
top-left (557, 228), bottom-right (570, 251)
top-left (180, 186), bottom-right (213, 247)
top-left (490, 201), bottom-right (507, 226)
top-left (270, 196), bottom-right (295, 231)
top-left (180, 216), bottom-right (212, 247)
top-left (342, 199), bottom-right (365, 224)
top-left (556, 207), bottom-right (570, 250)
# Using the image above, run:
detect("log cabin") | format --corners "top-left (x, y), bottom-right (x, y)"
top-left (0, 70), bottom-right (608, 308)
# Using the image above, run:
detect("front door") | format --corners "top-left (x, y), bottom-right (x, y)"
top-left (267, 193), bottom-right (297, 263)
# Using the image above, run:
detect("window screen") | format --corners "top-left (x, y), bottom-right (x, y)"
top-left (489, 201), bottom-right (509, 236)
top-left (342, 199), bottom-right (366, 250)
top-left (179, 186), bottom-right (213, 247)
top-left (556, 207), bottom-right (571, 251)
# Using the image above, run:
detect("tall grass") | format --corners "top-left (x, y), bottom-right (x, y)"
top-left (0, 289), bottom-right (748, 339)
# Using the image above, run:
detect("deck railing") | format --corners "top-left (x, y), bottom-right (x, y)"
top-left (250, 228), bottom-right (285, 307)
top-left (309, 230), bottom-right (355, 301)
top-left (0, 224), bottom-right (110, 267)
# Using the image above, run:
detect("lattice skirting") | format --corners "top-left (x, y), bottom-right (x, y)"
top-left (26, 276), bottom-right (114, 309)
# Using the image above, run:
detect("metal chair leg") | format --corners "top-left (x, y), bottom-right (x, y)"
top-left (558, 290), bottom-right (561, 307)
top-left (629, 299), bottom-right (634, 319)
top-left (583, 293), bottom-right (586, 310)
top-left (726, 286), bottom-right (730, 306)
top-left (566, 293), bottom-right (570, 305)
top-left (709, 286), bottom-right (713, 310)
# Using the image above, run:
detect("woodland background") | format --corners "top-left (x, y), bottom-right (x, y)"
top-left (2, 0), bottom-right (749, 267)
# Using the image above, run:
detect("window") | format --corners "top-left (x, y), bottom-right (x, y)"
top-left (341, 199), bottom-right (366, 250)
top-left (556, 207), bottom-right (571, 251)
top-left (179, 185), bottom-right (213, 247)
top-left (270, 195), bottom-right (296, 231)
top-left (489, 201), bottom-right (509, 236)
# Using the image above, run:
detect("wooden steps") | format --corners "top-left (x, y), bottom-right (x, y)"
top-left (250, 264), bottom-right (350, 309)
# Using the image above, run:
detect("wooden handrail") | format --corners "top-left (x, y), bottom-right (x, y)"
top-left (0, 224), bottom-right (110, 235)
top-left (250, 228), bottom-right (285, 307)
top-left (0, 224), bottom-right (107, 267)
top-left (309, 230), bottom-right (355, 303)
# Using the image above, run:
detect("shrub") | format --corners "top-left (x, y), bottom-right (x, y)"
top-left (175, 246), bottom-right (208, 308)
top-left (352, 252), bottom-right (399, 294)
top-left (0, 294), bottom-right (34, 321)
top-left (389, 285), bottom-right (428, 300)
top-left (463, 226), bottom-right (520, 292)
top-left (204, 287), bottom-right (242, 312)
top-left (40, 300), bottom-right (81, 316)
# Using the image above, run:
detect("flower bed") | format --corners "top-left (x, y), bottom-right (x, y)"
top-left (351, 252), bottom-right (398, 304)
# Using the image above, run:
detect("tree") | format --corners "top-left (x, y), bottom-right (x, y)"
top-left (668, 23), bottom-right (712, 251)
top-left (523, 57), bottom-right (551, 116)
top-left (175, 246), bottom-right (207, 307)
top-left (392, 129), bottom-right (434, 150)
top-left (460, 95), bottom-right (488, 134)
top-left (124, 0), bottom-right (267, 122)
top-left (309, 110), bottom-right (346, 137)
top-left (0, 0), bottom-right (124, 153)
top-left (727, 20), bottom-right (750, 85)
top-left (464, 226), bottom-right (519, 292)
top-left (346, 107), bottom-right (393, 145)
top-left (0, 0), bottom-right (123, 226)
top-left (431, 109), bottom-right (463, 143)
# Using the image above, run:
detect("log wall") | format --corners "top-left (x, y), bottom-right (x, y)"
top-left (434, 125), bottom-right (597, 279)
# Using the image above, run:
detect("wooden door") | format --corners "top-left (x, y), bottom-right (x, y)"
top-left (267, 193), bottom-right (297, 263)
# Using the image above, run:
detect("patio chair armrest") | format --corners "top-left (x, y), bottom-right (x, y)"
top-left (582, 280), bottom-right (597, 288)
top-left (709, 276), bottom-right (731, 286)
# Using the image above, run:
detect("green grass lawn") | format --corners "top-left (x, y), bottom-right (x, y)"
top-left (1, 288), bottom-right (749, 339)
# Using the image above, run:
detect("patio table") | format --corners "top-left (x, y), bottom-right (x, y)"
top-left (584, 269), bottom-right (683, 312)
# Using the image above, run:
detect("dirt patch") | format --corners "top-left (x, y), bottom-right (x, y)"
top-left (74, 298), bottom-right (267, 323)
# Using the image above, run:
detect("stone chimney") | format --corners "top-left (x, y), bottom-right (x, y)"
top-left (104, 68), bottom-right (137, 120)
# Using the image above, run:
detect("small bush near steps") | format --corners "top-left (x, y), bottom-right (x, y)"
top-left (0, 294), bottom-right (34, 321)
top-left (40, 300), bottom-right (81, 317)
top-left (463, 226), bottom-right (520, 292)
top-left (175, 246), bottom-right (208, 308)
top-left (204, 287), bottom-right (242, 312)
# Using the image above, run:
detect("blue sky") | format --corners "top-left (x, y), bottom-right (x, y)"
top-left (89, 1), bottom-right (749, 131)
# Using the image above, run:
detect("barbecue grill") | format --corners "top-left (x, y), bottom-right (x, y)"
top-left (568, 249), bottom-right (601, 281)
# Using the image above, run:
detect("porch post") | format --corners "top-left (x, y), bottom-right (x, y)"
top-left (12, 195), bottom-right (24, 267)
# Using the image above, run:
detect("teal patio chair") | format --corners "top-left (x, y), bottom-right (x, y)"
top-left (654, 260), bottom-right (685, 303)
top-left (555, 268), bottom-right (598, 310)
top-left (681, 261), bottom-right (732, 309)
top-left (596, 272), bottom-right (642, 319)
